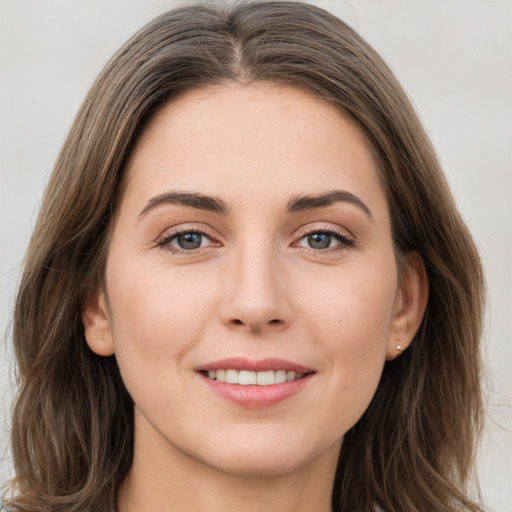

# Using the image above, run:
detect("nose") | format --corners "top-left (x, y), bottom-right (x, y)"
top-left (218, 242), bottom-right (292, 334)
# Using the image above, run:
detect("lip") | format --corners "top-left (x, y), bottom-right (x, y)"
top-left (197, 357), bottom-right (314, 374)
top-left (196, 358), bottom-right (315, 408)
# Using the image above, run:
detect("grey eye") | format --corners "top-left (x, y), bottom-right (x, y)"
top-left (307, 233), bottom-right (332, 249)
top-left (176, 232), bottom-right (203, 250)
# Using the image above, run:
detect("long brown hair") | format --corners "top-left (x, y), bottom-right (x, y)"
top-left (5, 2), bottom-right (484, 511)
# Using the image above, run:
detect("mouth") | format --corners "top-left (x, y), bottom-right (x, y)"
top-left (199, 369), bottom-right (309, 385)
top-left (196, 358), bottom-right (316, 408)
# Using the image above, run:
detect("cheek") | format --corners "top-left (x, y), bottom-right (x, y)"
top-left (104, 257), bottom-right (217, 385)
top-left (297, 264), bottom-right (397, 410)
top-left (300, 261), bottom-right (397, 347)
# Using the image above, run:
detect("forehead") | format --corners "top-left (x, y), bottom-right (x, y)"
top-left (122, 82), bottom-right (386, 216)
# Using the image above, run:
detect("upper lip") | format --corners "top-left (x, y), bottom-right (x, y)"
top-left (197, 357), bottom-right (315, 374)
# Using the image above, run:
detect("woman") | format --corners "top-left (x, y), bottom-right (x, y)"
top-left (5, 1), bottom-right (484, 511)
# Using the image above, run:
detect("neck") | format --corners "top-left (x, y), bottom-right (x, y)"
top-left (118, 414), bottom-right (339, 512)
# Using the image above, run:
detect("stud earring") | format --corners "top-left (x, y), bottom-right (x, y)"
top-left (396, 344), bottom-right (402, 353)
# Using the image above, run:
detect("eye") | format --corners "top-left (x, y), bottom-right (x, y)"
top-left (296, 229), bottom-right (354, 251)
top-left (174, 232), bottom-right (205, 250)
top-left (156, 229), bottom-right (216, 252)
top-left (304, 232), bottom-right (334, 250)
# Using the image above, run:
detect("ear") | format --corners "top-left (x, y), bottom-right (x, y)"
top-left (386, 252), bottom-right (429, 360)
top-left (81, 286), bottom-right (115, 356)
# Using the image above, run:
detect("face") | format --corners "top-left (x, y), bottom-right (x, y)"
top-left (84, 83), bottom-right (425, 478)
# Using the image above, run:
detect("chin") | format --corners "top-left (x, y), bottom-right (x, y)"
top-left (206, 450), bottom-right (314, 478)
top-left (193, 430), bottom-right (340, 478)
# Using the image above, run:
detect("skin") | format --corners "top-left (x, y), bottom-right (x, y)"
top-left (83, 83), bottom-right (427, 512)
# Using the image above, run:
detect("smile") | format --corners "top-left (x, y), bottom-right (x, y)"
top-left (197, 358), bottom-right (315, 408)
top-left (200, 369), bottom-right (306, 385)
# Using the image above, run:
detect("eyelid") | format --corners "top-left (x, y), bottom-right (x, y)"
top-left (153, 222), bottom-right (355, 254)
top-left (155, 224), bottom-right (221, 252)
top-left (293, 224), bottom-right (356, 250)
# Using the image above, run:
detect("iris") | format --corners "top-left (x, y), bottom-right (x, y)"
top-left (177, 232), bottom-right (203, 250)
top-left (308, 233), bottom-right (332, 249)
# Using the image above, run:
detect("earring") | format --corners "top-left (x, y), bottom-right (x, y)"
top-left (396, 344), bottom-right (402, 353)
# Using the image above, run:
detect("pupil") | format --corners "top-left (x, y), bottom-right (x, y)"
top-left (308, 233), bottom-right (331, 249)
top-left (178, 233), bottom-right (202, 249)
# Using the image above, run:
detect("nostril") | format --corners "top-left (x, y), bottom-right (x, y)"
top-left (230, 318), bottom-right (281, 327)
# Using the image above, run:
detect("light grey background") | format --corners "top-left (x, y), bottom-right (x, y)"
top-left (1, 0), bottom-right (510, 510)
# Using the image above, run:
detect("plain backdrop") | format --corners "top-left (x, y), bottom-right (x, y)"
top-left (1, 1), bottom-right (511, 510)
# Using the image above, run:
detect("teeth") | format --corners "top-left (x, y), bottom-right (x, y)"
top-left (204, 369), bottom-right (307, 385)
top-left (257, 370), bottom-right (275, 385)
top-left (238, 370), bottom-right (256, 385)
top-left (225, 369), bottom-right (238, 384)
top-left (275, 370), bottom-right (287, 384)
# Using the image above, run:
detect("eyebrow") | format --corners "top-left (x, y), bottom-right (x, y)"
top-left (138, 191), bottom-right (229, 218)
top-left (286, 190), bottom-right (372, 218)
top-left (138, 189), bottom-right (371, 220)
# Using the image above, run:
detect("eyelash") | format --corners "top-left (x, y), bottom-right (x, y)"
top-left (155, 226), bottom-right (355, 255)
top-left (155, 226), bottom-right (219, 254)
top-left (294, 226), bottom-right (355, 253)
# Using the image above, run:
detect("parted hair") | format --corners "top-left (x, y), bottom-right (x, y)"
top-left (5, 2), bottom-right (484, 511)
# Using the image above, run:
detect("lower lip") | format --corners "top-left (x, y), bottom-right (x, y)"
top-left (199, 373), bottom-right (314, 408)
